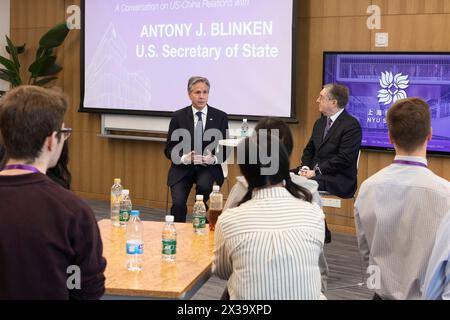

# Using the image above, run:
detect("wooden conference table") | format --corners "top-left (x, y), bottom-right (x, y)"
top-left (98, 219), bottom-right (215, 299)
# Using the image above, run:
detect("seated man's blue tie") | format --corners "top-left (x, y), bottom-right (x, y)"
top-left (194, 111), bottom-right (203, 156)
top-left (323, 117), bottom-right (332, 140)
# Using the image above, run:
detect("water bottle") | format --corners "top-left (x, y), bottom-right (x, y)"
top-left (240, 118), bottom-right (249, 137)
top-left (162, 215), bottom-right (177, 262)
top-left (208, 185), bottom-right (223, 231)
top-left (193, 195), bottom-right (207, 235)
top-left (119, 189), bottom-right (132, 227)
top-left (110, 178), bottom-right (123, 227)
top-left (126, 210), bottom-right (144, 271)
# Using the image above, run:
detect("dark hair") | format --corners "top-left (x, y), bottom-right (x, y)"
top-left (0, 143), bottom-right (6, 170)
top-left (237, 134), bottom-right (312, 206)
top-left (387, 97), bottom-right (431, 152)
top-left (46, 140), bottom-right (72, 189)
top-left (254, 117), bottom-right (293, 156)
top-left (0, 86), bottom-right (68, 162)
top-left (324, 83), bottom-right (349, 108)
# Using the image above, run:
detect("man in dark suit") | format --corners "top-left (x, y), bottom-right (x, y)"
top-left (299, 83), bottom-right (362, 242)
top-left (165, 76), bottom-right (228, 222)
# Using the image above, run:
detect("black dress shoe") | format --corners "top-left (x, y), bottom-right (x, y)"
top-left (324, 220), bottom-right (332, 244)
top-left (325, 228), bottom-right (332, 244)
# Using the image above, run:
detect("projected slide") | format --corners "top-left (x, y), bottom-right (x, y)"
top-left (82, 0), bottom-right (294, 118)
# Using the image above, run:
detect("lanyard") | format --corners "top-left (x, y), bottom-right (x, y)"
top-left (393, 160), bottom-right (428, 168)
top-left (2, 164), bottom-right (41, 173)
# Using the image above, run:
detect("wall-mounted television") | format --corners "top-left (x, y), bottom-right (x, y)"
top-left (323, 52), bottom-right (450, 156)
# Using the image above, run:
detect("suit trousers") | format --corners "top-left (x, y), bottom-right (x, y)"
top-left (170, 165), bottom-right (215, 222)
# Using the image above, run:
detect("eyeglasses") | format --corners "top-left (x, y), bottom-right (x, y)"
top-left (58, 128), bottom-right (72, 140)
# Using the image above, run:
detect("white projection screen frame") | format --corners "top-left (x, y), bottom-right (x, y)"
top-left (80, 0), bottom-right (296, 137)
top-left (0, 0), bottom-right (10, 93)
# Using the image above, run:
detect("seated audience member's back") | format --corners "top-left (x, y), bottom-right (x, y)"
top-left (0, 86), bottom-right (106, 299)
top-left (354, 97), bottom-right (450, 300)
top-left (213, 134), bottom-right (325, 300)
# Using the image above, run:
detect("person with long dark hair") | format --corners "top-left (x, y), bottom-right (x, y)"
top-left (213, 133), bottom-right (325, 299)
top-left (46, 140), bottom-right (72, 189)
top-left (223, 117), bottom-right (321, 210)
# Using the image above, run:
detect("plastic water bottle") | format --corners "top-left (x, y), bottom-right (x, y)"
top-left (110, 178), bottom-right (123, 227)
top-left (240, 119), bottom-right (249, 137)
top-left (119, 189), bottom-right (132, 227)
top-left (126, 210), bottom-right (144, 271)
top-left (193, 195), bottom-right (207, 234)
top-left (162, 215), bottom-right (177, 262)
top-left (208, 185), bottom-right (223, 231)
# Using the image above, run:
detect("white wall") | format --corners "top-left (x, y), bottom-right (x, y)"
top-left (0, 0), bottom-right (10, 92)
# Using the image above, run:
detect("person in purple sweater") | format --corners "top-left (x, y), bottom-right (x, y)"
top-left (0, 85), bottom-right (106, 300)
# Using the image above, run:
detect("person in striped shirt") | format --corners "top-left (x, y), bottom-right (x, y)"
top-left (213, 132), bottom-right (325, 300)
top-left (222, 117), bottom-right (329, 293)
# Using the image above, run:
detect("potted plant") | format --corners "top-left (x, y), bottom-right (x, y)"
top-left (0, 22), bottom-right (70, 171)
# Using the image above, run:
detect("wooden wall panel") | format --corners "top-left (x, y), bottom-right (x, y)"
top-left (372, 14), bottom-right (450, 51)
top-left (11, 0), bottom-right (65, 29)
top-left (298, 0), bottom-right (372, 18)
top-left (9, 0), bottom-right (450, 234)
top-left (375, 0), bottom-right (450, 15)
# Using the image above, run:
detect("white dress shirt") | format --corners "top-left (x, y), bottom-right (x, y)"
top-left (355, 155), bottom-right (450, 299)
top-left (192, 105), bottom-right (207, 131)
top-left (329, 107), bottom-right (345, 125)
top-left (181, 106), bottom-right (211, 165)
top-left (213, 187), bottom-right (325, 300)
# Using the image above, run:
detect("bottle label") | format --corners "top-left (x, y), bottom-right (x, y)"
top-left (120, 210), bottom-right (130, 222)
top-left (126, 240), bottom-right (144, 255)
top-left (193, 215), bottom-right (206, 229)
top-left (162, 239), bottom-right (177, 255)
top-left (111, 194), bottom-right (122, 205)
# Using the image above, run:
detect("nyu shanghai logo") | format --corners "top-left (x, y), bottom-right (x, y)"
top-left (377, 71), bottom-right (410, 105)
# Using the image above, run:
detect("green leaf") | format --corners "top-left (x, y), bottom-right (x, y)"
top-left (33, 76), bottom-right (58, 86)
top-left (0, 71), bottom-right (11, 82)
top-left (37, 63), bottom-right (62, 77)
top-left (28, 55), bottom-right (57, 78)
top-left (0, 68), bottom-right (15, 82)
top-left (5, 36), bottom-right (20, 70)
top-left (0, 69), bottom-right (21, 86)
top-left (6, 43), bottom-right (25, 55)
top-left (39, 23), bottom-right (70, 49)
top-left (0, 55), bottom-right (16, 72)
top-left (35, 47), bottom-right (53, 61)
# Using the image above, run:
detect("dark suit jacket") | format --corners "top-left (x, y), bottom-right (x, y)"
top-left (301, 109), bottom-right (362, 198)
top-left (164, 105), bottom-right (229, 187)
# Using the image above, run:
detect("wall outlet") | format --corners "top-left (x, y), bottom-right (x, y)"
top-left (321, 197), bottom-right (342, 208)
top-left (375, 32), bottom-right (389, 47)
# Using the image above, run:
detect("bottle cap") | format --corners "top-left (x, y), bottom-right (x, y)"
top-left (130, 210), bottom-right (140, 216)
top-left (213, 185), bottom-right (220, 192)
top-left (114, 178), bottom-right (121, 184)
top-left (196, 194), bottom-right (204, 201)
top-left (165, 215), bottom-right (174, 222)
top-left (122, 189), bottom-right (130, 196)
